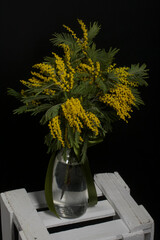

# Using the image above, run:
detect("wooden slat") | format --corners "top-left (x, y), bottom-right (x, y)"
top-left (122, 230), bottom-right (144, 240)
top-left (114, 172), bottom-right (130, 193)
top-left (109, 173), bottom-right (154, 239)
top-left (19, 231), bottom-right (27, 240)
top-left (28, 190), bottom-right (47, 209)
top-left (4, 189), bottom-right (52, 240)
top-left (139, 205), bottom-right (154, 240)
top-left (107, 173), bottom-right (150, 225)
top-left (0, 193), bottom-right (14, 240)
top-left (51, 219), bottom-right (129, 240)
top-left (38, 200), bottom-right (115, 228)
top-left (94, 173), bottom-right (141, 231)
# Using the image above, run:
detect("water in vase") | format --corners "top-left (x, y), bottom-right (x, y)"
top-left (52, 149), bottom-right (88, 218)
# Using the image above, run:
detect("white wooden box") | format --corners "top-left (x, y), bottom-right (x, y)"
top-left (0, 172), bottom-right (154, 240)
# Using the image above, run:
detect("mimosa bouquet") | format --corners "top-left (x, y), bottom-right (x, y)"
top-left (8, 19), bottom-right (148, 216)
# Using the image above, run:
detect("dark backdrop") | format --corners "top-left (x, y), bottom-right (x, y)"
top-left (1, 0), bottom-right (159, 239)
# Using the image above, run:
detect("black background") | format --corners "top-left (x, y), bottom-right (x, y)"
top-left (0, 0), bottom-right (159, 239)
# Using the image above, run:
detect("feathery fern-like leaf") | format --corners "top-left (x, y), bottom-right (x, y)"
top-left (8, 88), bottom-right (21, 99)
top-left (129, 64), bottom-right (148, 86)
top-left (51, 32), bottom-right (75, 46)
top-left (88, 22), bottom-right (101, 41)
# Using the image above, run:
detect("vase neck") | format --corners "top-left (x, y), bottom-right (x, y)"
top-left (57, 148), bottom-right (80, 165)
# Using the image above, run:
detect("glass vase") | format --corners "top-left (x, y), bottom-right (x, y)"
top-left (52, 148), bottom-right (88, 218)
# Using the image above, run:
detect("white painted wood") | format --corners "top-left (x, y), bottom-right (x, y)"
top-left (139, 205), bottom-right (154, 240)
top-left (94, 173), bottom-right (141, 231)
top-left (107, 173), bottom-right (150, 225)
top-left (122, 230), bottom-right (144, 240)
top-left (28, 190), bottom-right (47, 209)
top-left (19, 231), bottom-right (27, 240)
top-left (114, 172), bottom-right (130, 193)
top-left (95, 184), bottom-right (103, 197)
top-left (51, 219), bottom-right (129, 240)
top-left (39, 199), bottom-right (115, 228)
top-left (105, 237), bottom-right (120, 240)
top-left (108, 173), bottom-right (154, 239)
top-left (0, 193), bottom-right (14, 240)
top-left (0, 172), bottom-right (154, 240)
top-left (5, 189), bottom-right (52, 240)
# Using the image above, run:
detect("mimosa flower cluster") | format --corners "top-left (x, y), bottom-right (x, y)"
top-left (48, 116), bottom-right (65, 147)
top-left (78, 58), bottom-right (101, 83)
top-left (107, 64), bottom-right (138, 87)
top-left (21, 45), bottom-right (75, 93)
top-left (9, 19), bottom-right (148, 156)
top-left (61, 97), bottom-right (100, 137)
top-left (63, 19), bottom-right (88, 54)
top-left (99, 84), bottom-right (136, 122)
